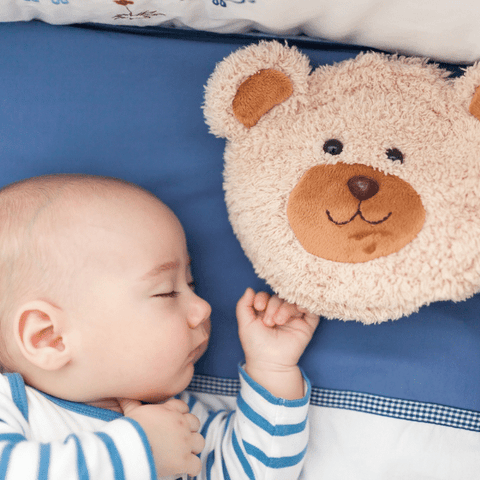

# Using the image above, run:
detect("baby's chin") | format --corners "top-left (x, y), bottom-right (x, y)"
top-left (125, 345), bottom-right (210, 405)
top-left (148, 366), bottom-right (198, 404)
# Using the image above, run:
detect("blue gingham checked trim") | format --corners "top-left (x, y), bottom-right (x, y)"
top-left (187, 374), bottom-right (480, 432)
top-left (188, 375), bottom-right (240, 397)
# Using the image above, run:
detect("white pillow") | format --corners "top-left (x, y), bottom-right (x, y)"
top-left (1, 0), bottom-right (479, 64)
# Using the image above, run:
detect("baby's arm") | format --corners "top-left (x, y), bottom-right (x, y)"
top-left (0, 380), bottom-right (202, 479)
top-left (185, 363), bottom-right (313, 480)
top-left (0, 404), bottom-right (155, 480)
top-left (237, 287), bottom-right (320, 399)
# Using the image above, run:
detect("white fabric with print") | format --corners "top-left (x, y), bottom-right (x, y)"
top-left (1, 0), bottom-right (479, 63)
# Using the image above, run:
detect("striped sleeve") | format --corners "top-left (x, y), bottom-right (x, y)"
top-left (0, 418), bottom-right (156, 480)
top-left (0, 375), bottom-right (156, 480)
top-left (191, 365), bottom-right (311, 480)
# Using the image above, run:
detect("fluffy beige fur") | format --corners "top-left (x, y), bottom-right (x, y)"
top-left (204, 41), bottom-right (480, 324)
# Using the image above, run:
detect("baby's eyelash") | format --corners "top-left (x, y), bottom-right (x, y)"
top-left (156, 291), bottom-right (179, 298)
top-left (154, 282), bottom-right (196, 298)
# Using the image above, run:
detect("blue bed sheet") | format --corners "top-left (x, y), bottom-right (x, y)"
top-left (0, 20), bottom-right (479, 413)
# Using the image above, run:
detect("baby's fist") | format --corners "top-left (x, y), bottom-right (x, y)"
top-left (237, 288), bottom-right (319, 368)
top-left (120, 398), bottom-right (205, 477)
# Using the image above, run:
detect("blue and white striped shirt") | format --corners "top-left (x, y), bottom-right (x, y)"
top-left (0, 366), bottom-right (311, 479)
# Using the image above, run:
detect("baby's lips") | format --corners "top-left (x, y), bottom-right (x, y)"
top-left (191, 338), bottom-right (209, 363)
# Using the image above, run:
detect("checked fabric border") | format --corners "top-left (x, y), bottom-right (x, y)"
top-left (188, 374), bottom-right (480, 432)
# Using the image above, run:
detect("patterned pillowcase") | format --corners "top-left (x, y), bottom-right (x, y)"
top-left (1, 0), bottom-right (479, 63)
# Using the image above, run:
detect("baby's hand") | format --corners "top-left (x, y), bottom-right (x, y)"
top-left (119, 398), bottom-right (205, 477)
top-left (236, 288), bottom-right (319, 399)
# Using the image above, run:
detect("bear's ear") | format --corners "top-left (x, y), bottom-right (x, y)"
top-left (453, 62), bottom-right (480, 121)
top-left (232, 69), bottom-right (294, 128)
top-left (203, 41), bottom-right (311, 140)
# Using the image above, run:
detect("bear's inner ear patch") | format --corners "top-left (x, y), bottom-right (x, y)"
top-left (469, 85), bottom-right (480, 121)
top-left (232, 69), bottom-right (293, 128)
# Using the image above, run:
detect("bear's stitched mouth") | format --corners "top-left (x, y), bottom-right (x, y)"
top-left (326, 202), bottom-right (392, 226)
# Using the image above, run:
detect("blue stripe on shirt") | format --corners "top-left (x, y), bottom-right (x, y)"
top-left (238, 365), bottom-right (311, 407)
top-left (64, 434), bottom-right (89, 480)
top-left (0, 442), bottom-right (15, 479)
top-left (206, 450), bottom-right (215, 480)
top-left (95, 432), bottom-right (125, 480)
top-left (221, 455), bottom-right (231, 480)
top-left (0, 434), bottom-right (26, 478)
top-left (4, 373), bottom-right (29, 421)
top-left (187, 395), bottom-right (197, 412)
top-left (0, 433), bottom-right (26, 443)
top-left (122, 418), bottom-right (156, 480)
top-left (200, 409), bottom-right (226, 438)
top-left (39, 392), bottom-right (122, 422)
top-left (237, 394), bottom-right (307, 436)
top-left (243, 440), bottom-right (307, 468)
top-left (38, 443), bottom-right (50, 480)
top-left (232, 431), bottom-right (255, 480)
top-left (223, 411), bottom-right (234, 434)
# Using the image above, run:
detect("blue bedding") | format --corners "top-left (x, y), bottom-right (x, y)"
top-left (1, 19), bottom-right (478, 409)
top-left (1, 20), bottom-right (479, 478)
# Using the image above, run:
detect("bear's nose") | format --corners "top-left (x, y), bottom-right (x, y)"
top-left (347, 176), bottom-right (379, 201)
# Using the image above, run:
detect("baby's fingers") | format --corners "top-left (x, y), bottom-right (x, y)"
top-left (236, 288), bottom-right (256, 321)
top-left (253, 291), bottom-right (270, 312)
top-left (185, 412), bottom-right (201, 432)
top-left (237, 288), bottom-right (272, 326)
top-left (186, 452), bottom-right (203, 477)
top-left (264, 299), bottom-right (302, 327)
top-left (184, 433), bottom-right (205, 476)
top-left (118, 398), bottom-right (143, 415)
top-left (301, 309), bottom-right (321, 330)
top-left (162, 398), bottom-right (190, 414)
top-left (191, 431), bottom-right (205, 455)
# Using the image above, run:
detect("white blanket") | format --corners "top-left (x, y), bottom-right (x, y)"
top-left (190, 381), bottom-right (480, 480)
top-left (1, 0), bottom-right (479, 63)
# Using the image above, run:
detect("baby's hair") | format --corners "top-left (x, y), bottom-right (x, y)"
top-left (0, 174), bottom-right (152, 371)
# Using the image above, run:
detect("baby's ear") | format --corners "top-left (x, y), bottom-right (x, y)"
top-left (14, 301), bottom-right (71, 371)
top-left (453, 62), bottom-right (480, 121)
top-left (203, 41), bottom-right (311, 140)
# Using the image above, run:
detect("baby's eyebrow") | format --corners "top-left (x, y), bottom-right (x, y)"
top-left (141, 261), bottom-right (180, 280)
top-left (140, 257), bottom-right (191, 281)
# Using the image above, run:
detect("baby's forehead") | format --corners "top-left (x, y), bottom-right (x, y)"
top-left (36, 177), bottom-right (165, 219)
top-left (40, 181), bottom-right (184, 272)
top-left (55, 186), bottom-right (173, 236)
top-left (7, 175), bottom-right (177, 250)
top-left (1, 175), bottom-right (150, 221)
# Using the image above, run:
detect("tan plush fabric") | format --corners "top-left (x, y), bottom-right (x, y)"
top-left (204, 42), bottom-right (480, 324)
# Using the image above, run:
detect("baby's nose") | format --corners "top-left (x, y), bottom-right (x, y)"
top-left (188, 294), bottom-right (212, 328)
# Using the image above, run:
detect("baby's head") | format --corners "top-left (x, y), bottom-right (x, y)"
top-left (0, 174), bottom-right (211, 406)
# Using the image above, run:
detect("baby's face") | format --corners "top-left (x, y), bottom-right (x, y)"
top-left (62, 189), bottom-right (211, 404)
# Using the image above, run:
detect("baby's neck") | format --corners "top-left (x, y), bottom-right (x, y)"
top-left (85, 398), bottom-right (124, 414)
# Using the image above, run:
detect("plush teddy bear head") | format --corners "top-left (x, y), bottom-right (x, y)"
top-left (204, 41), bottom-right (480, 324)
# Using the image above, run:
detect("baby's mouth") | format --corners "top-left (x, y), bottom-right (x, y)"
top-left (190, 339), bottom-right (209, 363)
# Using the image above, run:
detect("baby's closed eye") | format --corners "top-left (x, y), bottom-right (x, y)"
top-left (153, 282), bottom-right (196, 298)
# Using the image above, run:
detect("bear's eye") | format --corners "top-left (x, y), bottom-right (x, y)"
top-left (323, 139), bottom-right (343, 156)
top-left (386, 148), bottom-right (404, 164)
